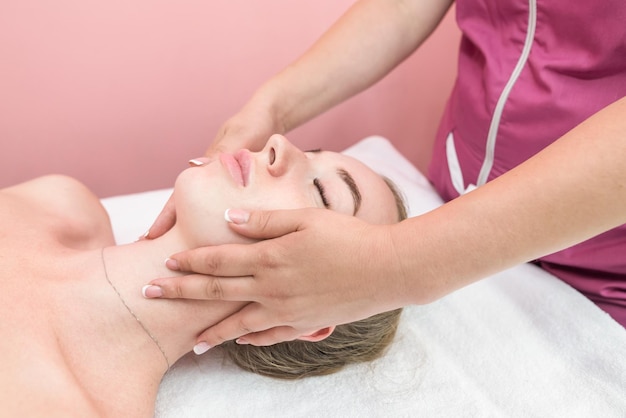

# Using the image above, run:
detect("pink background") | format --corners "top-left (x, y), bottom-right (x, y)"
top-left (1, 1), bottom-right (460, 197)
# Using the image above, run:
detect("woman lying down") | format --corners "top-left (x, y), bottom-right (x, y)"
top-left (0, 134), bottom-right (407, 417)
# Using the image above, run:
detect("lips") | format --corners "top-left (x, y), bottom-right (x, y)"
top-left (219, 150), bottom-right (250, 187)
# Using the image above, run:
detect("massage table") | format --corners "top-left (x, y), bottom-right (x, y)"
top-left (102, 136), bottom-right (626, 417)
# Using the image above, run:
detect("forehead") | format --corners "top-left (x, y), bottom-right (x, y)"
top-left (315, 151), bottom-right (399, 225)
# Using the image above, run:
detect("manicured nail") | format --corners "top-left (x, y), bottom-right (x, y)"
top-left (165, 257), bottom-right (179, 271)
top-left (193, 342), bottom-right (211, 355)
top-left (188, 157), bottom-right (210, 167)
top-left (236, 338), bottom-right (249, 345)
top-left (136, 230), bottom-right (149, 241)
top-left (224, 209), bottom-right (249, 224)
top-left (142, 285), bottom-right (163, 298)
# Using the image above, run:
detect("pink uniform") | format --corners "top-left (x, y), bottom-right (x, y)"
top-left (428, 0), bottom-right (626, 325)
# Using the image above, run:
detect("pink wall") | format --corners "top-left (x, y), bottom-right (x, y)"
top-left (0, 1), bottom-right (460, 197)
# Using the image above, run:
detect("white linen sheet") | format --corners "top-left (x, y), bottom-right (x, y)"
top-left (101, 136), bottom-right (626, 417)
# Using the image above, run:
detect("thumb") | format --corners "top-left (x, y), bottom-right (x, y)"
top-left (225, 207), bottom-right (314, 240)
top-left (146, 194), bottom-right (176, 239)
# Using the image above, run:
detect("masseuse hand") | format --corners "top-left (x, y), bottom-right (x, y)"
top-left (146, 208), bottom-right (408, 348)
top-left (145, 106), bottom-right (279, 239)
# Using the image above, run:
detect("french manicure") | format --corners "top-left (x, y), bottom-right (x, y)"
top-left (188, 157), bottom-right (210, 167)
top-left (224, 209), bottom-right (249, 224)
top-left (142, 285), bottom-right (163, 298)
top-left (193, 342), bottom-right (211, 355)
top-left (165, 257), bottom-right (179, 271)
top-left (236, 338), bottom-right (249, 345)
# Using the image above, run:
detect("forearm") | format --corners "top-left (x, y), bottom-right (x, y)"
top-left (392, 96), bottom-right (626, 305)
top-left (212, 0), bottom-right (453, 154)
top-left (262, 0), bottom-right (454, 132)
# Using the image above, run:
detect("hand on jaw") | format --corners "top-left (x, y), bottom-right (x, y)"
top-left (143, 207), bottom-right (406, 351)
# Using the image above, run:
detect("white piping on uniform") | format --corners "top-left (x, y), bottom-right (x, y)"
top-left (476, 0), bottom-right (537, 186)
top-left (446, 132), bottom-right (467, 195)
top-left (446, 0), bottom-right (537, 195)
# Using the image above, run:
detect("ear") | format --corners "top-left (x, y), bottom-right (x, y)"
top-left (296, 326), bottom-right (336, 342)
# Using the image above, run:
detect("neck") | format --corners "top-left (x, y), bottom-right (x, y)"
top-left (101, 226), bottom-right (245, 367)
top-left (63, 225), bottom-right (245, 405)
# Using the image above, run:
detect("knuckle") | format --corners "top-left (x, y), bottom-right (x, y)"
top-left (256, 247), bottom-right (279, 270)
top-left (210, 331), bottom-right (228, 346)
top-left (278, 311), bottom-right (299, 325)
top-left (174, 278), bottom-right (188, 299)
top-left (175, 286), bottom-right (184, 299)
top-left (237, 318), bottom-right (253, 335)
top-left (199, 250), bottom-right (222, 273)
top-left (252, 210), bottom-right (273, 230)
top-left (214, 332), bottom-right (228, 345)
top-left (204, 278), bottom-right (224, 300)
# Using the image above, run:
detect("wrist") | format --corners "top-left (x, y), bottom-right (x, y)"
top-left (386, 221), bottom-right (442, 306)
top-left (206, 90), bottom-right (286, 157)
top-left (251, 79), bottom-right (293, 133)
top-left (362, 224), bottom-right (416, 312)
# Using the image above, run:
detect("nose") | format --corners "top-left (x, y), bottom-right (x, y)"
top-left (263, 134), bottom-right (304, 177)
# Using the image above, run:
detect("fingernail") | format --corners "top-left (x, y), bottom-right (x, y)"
top-left (193, 342), bottom-right (211, 355)
top-left (236, 338), bottom-right (249, 345)
top-left (224, 209), bottom-right (249, 224)
top-left (188, 157), bottom-right (210, 167)
top-left (165, 257), bottom-right (179, 271)
top-left (142, 285), bottom-right (163, 298)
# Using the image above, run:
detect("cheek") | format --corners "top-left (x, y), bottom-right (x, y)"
top-left (174, 175), bottom-right (315, 246)
top-left (176, 193), bottom-right (251, 246)
top-left (173, 172), bottom-right (230, 244)
top-left (181, 194), bottom-right (312, 247)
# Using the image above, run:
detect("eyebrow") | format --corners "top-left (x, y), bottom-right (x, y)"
top-left (337, 168), bottom-right (362, 215)
top-left (305, 149), bottom-right (362, 215)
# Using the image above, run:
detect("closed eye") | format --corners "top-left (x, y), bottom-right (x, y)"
top-left (313, 178), bottom-right (330, 209)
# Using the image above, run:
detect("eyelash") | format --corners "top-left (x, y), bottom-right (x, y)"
top-left (313, 178), bottom-right (330, 209)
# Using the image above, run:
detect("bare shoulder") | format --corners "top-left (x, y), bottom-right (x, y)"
top-left (0, 175), bottom-right (115, 249)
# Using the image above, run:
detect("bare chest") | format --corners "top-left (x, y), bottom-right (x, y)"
top-left (0, 279), bottom-right (101, 416)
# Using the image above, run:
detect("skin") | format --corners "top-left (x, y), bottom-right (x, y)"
top-left (0, 136), bottom-right (398, 416)
top-left (145, 0), bottom-right (626, 348)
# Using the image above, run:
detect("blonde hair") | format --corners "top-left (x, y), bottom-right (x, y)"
top-left (224, 176), bottom-right (408, 379)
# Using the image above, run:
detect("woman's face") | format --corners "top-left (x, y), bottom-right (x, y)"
top-left (174, 134), bottom-right (399, 245)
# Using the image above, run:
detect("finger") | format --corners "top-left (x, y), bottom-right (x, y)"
top-left (168, 243), bottom-right (271, 277)
top-left (145, 274), bottom-right (258, 301)
top-left (194, 303), bottom-right (274, 349)
top-left (146, 194), bottom-right (176, 239)
top-left (169, 208), bottom-right (323, 275)
top-left (226, 207), bottom-right (319, 240)
top-left (234, 326), bottom-right (303, 347)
